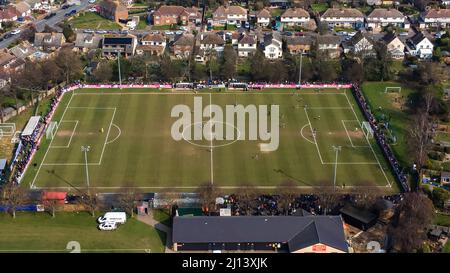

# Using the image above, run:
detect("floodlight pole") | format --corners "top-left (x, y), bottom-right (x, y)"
top-left (298, 50), bottom-right (303, 88)
top-left (81, 145), bottom-right (91, 194)
top-left (332, 145), bottom-right (341, 191)
top-left (117, 51), bottom-right (122, 89)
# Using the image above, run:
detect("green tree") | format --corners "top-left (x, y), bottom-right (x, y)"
top-left (431, 187), bottom-right (449, 209)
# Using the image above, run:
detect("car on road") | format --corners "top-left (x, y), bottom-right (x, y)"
top-left (348, 32), bottom-right (356, 37)
top-left (44, 12), bottom-right (56, 19)
top-left (11, 29), bottom-right (21, 35)
top-left (62, 4), bottom-right (70, 9)
top-left (3, 33), bottom-right (12, 39)
top-left (95, 30), bottom-right (107, 34)
top-left (88, 7), bottom-right (97, 12)
top-left (399, 32), bottom-right (409, 36)
top-left (88, 0), bottom-right (96, 3)
top-left (98, 222), bottom-right (117, 231)
top-left (65, 9), bottom-right (77, 17)
top-left (83, 29), bottom-right (94, 33)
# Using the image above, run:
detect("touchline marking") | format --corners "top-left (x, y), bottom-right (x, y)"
top-left (30, 91), bottom-right (75, 189)
top-left (50, 120), bottom-right (79, 149)
top-left (343, 92), bottom-right (392, 187)
top-left (33, 185), bottom-right (394, 190)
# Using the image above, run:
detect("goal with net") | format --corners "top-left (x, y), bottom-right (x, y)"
top-left (361, 121), bottom-right (374, 139)
top-left (0, 123), bottom-right (16, 139)
top-left (46, 121), bottom-right (58, 139)
top-left (384, 87), bottom-right (401, 93)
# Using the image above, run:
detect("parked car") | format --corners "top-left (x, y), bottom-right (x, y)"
top-left (98, 222), bottom-right (117, 231)
top-left (11, 29), bottom-right (21, 35)
top-left (348, 32), bottom-right (356, 37)
top-left (88, 7), bottom-right (97, 12)
top-left (88, 0), bottom-right (96, 3)
top-left (44, 12), bottom-right (56, 19)
top-left (336, 31), bottom-right (347, 36)
top-left (96, 30), bottom-right (107, 34)
top-left (235, 23), bottom-right (241, 28)
top-left (83, 29), bottom-right (94, 33)
top-left (244, 21), bottom-right (250, 29)
top-left (61, 4), bottom-right (70, 9)
top-left (399, 32), bottom-right (409, 36)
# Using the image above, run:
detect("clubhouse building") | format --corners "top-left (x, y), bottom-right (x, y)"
top-left (172, 215), bottom-right (348, 253)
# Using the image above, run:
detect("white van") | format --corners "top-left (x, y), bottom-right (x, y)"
top-left (97, 212), bottom-right (127, 224)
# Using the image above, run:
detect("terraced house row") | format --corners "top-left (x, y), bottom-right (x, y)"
top-left (150, 5), bottom-right (450, 31)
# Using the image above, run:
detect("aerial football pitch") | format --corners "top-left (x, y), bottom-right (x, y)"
top-left (23, 88), bottom-right (397, 192)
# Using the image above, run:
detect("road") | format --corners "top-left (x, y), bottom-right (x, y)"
top-left (0, 0), bottom-right (91, 49)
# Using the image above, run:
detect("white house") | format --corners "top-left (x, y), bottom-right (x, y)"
top-left (136, 33), bottom-right (166, 56)
top-left (381, 32), bottom-right (405, 59)
top-left (366, 8), bottom-right (409, 31)
top-left (406, 32), bottom-right (434, 59)
top-left (199, 32), bottom-right (226, 55)
top-left (420, 9), bottom-right (450, 29)
top-left (343, 31), bottom-right (375, 56)
top-left (237, 34), bottom-right (257, 57)
top-left (316, 35), bottom-right (341, 58)
top-left (212, 5), bottom-right (248, 26)
top-left (261, 32), bottom-right (282, 59)
top-left (280, 8), bottom-right (310, 27)
top-left (256, 9), bottom-right (271, 27)
top-left (320, 8), bottom-right (365, 29)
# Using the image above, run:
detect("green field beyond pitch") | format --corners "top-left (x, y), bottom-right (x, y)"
top-left (23, 88), bottom-right (396, 191)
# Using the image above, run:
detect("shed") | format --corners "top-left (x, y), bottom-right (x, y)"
top-left (339, 205), bottom-right (378, 231)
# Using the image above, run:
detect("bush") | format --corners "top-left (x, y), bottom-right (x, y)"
top-left (442, 162), bottom-right (450, 172)
top-left (429, 151), bottom-right (445, 161)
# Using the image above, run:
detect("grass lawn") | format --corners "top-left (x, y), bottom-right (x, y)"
top-left (22, 88), bottom-right (396, 192)
top-left (311, 3), bottom-right (329, 14)
top-left (0, 212), bottom-right (166, 252)
top-left (70, 12), bottom-right (122, 30)
top-left (270, 8), bottom-right (283, 17)
top-left (435, 213), bottom-right (450, 227)
top-left (137, 18), bottom-right (149, 30)
top-left (443, 241), bottom-right (450, 253)
top-left (361, 82), bottom-right (415, 167)
top-left (153, 209), bottom-right (172, 227)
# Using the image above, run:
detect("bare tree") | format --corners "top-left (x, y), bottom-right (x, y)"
top-left (277, 180), bottom-right (298, 215)
top-left (77, 188), bottom-right (102, 217)
top-left (197, 183), bottom-right (218, 215)
top-left (118, 185), bottom-right (137, 218)
top-left (408, 109), bottom-right (433, 169)
top-left (55, 48), bottom-right (83, 84)
top-left (2, 184), bottom-right (29, 218)
top-left (388, 192), bottom-right (435, 252)
top-left (314, 184), bottom-right (341, 215)
top-left (236, 184), bottom-right (259, 216)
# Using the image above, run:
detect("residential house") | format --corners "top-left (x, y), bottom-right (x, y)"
top-left (9, 40), bottom-right (37, 60)
top-left (199, 32), bottom-right (226, 55)
top-left (74, 33), bottom-right (103, 52)
top-left (172, 216), bottom-right (348, 253)
top-left (237, 34), bottom-right (257, 57)
top-left (25, 0), bottom-right (42, 11)
top-left (12, 2), bottom-right (31, 17)
top-left (34, 32), bottom-right (66, 51)
top-left (380, 32), bottom-right (405, 59)
top-left (231, 29), bottom-right (248, 46)
top-left (121, 0), bottom-right (133, 6)
top-left (102, 35), bottom-right (137, 57)
top-left (152, 5), bottom-right (201, 26)
top-left (420, 9), bottom-right (450, 29)
top-left (255, 9), bottom-right (271, 27)
top-left (212, 5), bottom-right (248, 26)
top-left (366, 8), bottom-right (409, 31)
top-left (136, 33), bottom-right (166, 56)
top-left (172, 33), bottom-right (195, 59)
top-left (0, 6), bottom-right (19, 23)
top-left (98, 0), bottom-right (128, 23)
top-left (0, 50), bottom-right (16, 71)
top-left (286, 36), bottom-right (313, 54)
top-left (261, 32), bottom-right (282, 59)
top-left (342, 31), bottom-right (375, 56)
top-left (405, 32), bottom-right (434, 59)
top-left (316, 35), bottom-right (341, 58)
top-left (440, 171), bottom-right (450, 186)
top-left (321, 8), bottom-right (365, 29)
top-left (280, 8), bottom-right (310, 27)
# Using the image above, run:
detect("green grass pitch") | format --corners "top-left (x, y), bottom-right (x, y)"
top-left (22, 88), bottom-right (397, 192)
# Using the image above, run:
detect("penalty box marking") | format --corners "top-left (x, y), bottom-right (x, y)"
top-left (41, 107), bottom-right (117, 166)
top-left (341, 120), bottom-right (371, 148)
top-left (49, 120), bottom-right (79, 149)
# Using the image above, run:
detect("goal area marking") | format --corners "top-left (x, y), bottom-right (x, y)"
top-left (384, 87), bottom-right (401, 93)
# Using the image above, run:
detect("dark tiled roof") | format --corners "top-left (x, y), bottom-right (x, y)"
top-left (322, 8), bottom-right (364, 18)
top-left (172, 216), bottom-right (348, 252)
top-left (316, 35), bottom-right (341, 45)
top-left (367, 8), bottom-right (405, 19)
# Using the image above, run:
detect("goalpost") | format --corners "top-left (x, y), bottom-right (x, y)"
top-left (46, 121), bottom-right (58, 140)
top-left (384, 87), bottom-right (401, 93)
top-left (361, 121), bottom-right (374, 139)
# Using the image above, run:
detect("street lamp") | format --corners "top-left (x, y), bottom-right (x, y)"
top-left (81, 145), bottom-right (91, 192)
top-left (332, 145), bottom-right (341, 191)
